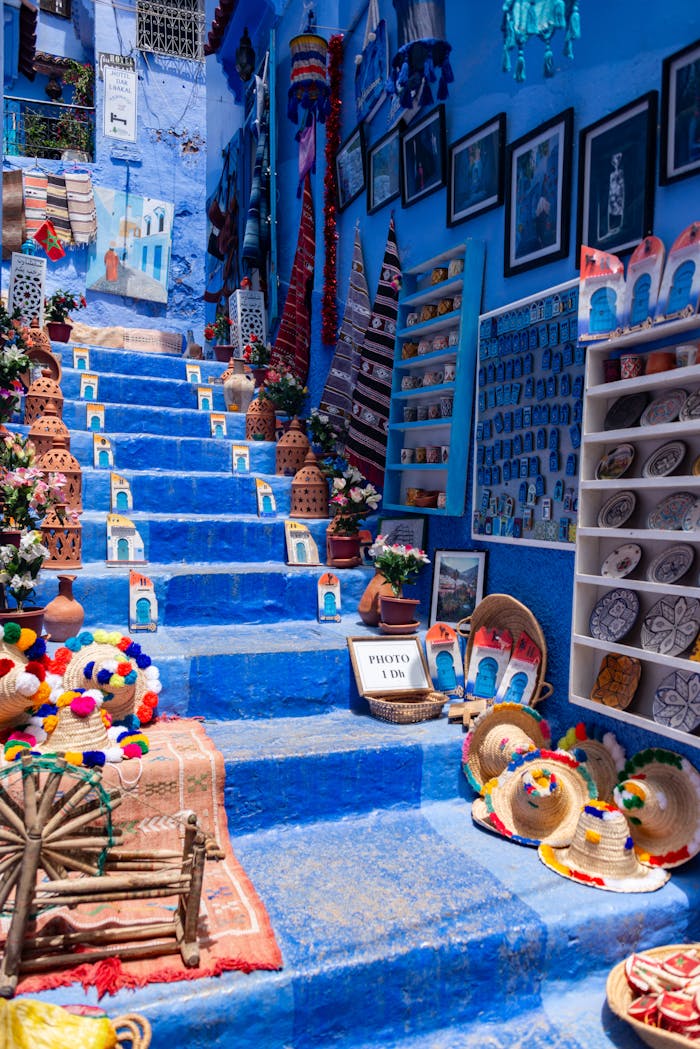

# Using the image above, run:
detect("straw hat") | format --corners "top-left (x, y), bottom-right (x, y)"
top-left (59, 635), bottom-right (161, 724)
top-left (471, 748), bottom-right (597, 848)
top-left (462, 702), bottom-right (551, 793)
top-left (39, 695), bottom-right (112, 755)
top-left (538, 801), bottom-right (670, 893)
top-left (613, 748), bottom-right (700, 869)
top-left (557, 722), bottom-right (626, 802)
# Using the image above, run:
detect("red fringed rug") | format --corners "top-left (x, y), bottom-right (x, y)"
top-left (10, 719), bottom-right (283, 998)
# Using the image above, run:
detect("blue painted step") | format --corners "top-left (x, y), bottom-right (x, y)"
top-left (62, 398), bottom-right (248, 439)
top-left (68, 431), bottom-right (274, 474)
top-left (80, 465), bottom-right (286, 513)
top-left (55, 344), bottom-right (230, 382)
top-left (60, 370), bottom-right (228, 411)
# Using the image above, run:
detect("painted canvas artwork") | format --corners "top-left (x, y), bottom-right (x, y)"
top-left (86, 187), bottom-right (174, 304)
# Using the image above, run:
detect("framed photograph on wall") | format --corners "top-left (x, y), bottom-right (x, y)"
top-left (661, 39), bottom-right (700, 184)
top-left (376, 516), bottom-right (426, 551)
top-left (336, 125), bottom-right (366, 211)
top-left (447, 113), bottom-right (505, 227)
top-left (504, 108), bottom-right (573, 277)
top-left (577, 92), bottom-right (657, 256)
top-left (400, 104), bottom-right (446, 208)
top-left (429, 550), bottom-right (486, 628)
top-left (367, 127), bottom-right (401, 214)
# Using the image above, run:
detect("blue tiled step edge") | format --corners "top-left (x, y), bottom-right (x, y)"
top-left (61, 398), bottom-right (248, 439)
top-left (55, 343), bottom-right (230, 381)
top-left (35, 561), bottom-right (376, 627)
top-left (69, 431), bottom-right (277, 474)
top-left (59, 370), bottom-right (228, 411)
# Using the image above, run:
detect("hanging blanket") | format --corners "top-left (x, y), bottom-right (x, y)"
top-left (64, 170), bottom-right (97, 244)
top-left (270, 173), bottom-right (315, 382)
top-left (319, 226), bottom-right (370, 435)
top-left (344, 218), bottom-right (400, 488)
top-left (2, 170), bottom-right (25, 260)
top-left (45, 173), bottom-right (74, 246)
top-left (242, 122), bottom-right (270, 270)
top-left (22, 169), bottom-right (47, 239)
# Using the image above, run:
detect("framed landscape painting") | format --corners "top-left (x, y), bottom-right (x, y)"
top-left (400, 104), bottom-right (446, 208)
top-left (336, 125), bottom-right (366, 211)
top-left (447, 113), bottom-right (505, 227)
top-left (367, 127), bottom-right (401, 214)
top-left (429, 550), bottom-right (486, 628)
top-left (661, 39), bottom-right (700, 184)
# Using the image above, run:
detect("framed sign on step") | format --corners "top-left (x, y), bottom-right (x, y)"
top-left (347, 635), bottom-right (432, 698)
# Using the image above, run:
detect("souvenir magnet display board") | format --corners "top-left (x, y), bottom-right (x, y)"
top-left (472, 279), bottom-right (582, 549)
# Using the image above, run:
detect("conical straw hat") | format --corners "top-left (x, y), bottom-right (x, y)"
top-left (462, 702), bottom-right (551, 792)
top-left (60, 637), bottom-right (159, 723)
top-left (557, 722), bottom-right (626, 802)
top-left (39, 692), bottom-right (111, 755)
top-left (472, 749), bottom-right (597, 848)
top-left (0, 636), bottom-right (46, 731)
top-left (613, 748), bottom-right (700, 869)
top-left (539, 801), bottom-right (670, 893)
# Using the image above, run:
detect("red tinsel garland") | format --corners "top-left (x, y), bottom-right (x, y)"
top-left (321, 34), bottom-right (343, 346)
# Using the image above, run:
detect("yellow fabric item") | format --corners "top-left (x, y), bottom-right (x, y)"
top-left (0, 999), bottom-right (117, 1049)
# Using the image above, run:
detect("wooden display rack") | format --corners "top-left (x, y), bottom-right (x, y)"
top-left (0, 754), bottom-right (207, 998)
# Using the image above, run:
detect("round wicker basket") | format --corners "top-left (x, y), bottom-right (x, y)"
top-left (606, 944), bottom-right (700, 1049)
top-left (114, 1012), bottom-right (152, 1048)
top-left (367, 691), bottom-right (446, 724)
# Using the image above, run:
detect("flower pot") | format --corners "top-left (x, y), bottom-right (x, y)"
top-left (46, 322), bottom-right (73, 344)
top-left (43, 574), bottom-right (84, 642)
top-left (327, 533), bottom-right (362, 568)
top-left (358, 571), bottom-right (396, 627)
top-left (213, 343), bottom-right (235, 363)
top-left (251, 366), bottom-right (268, 388)
top-left (379, 595), bottom-right (420, 634)
top-left (0, 606), bottom-right (45, 635)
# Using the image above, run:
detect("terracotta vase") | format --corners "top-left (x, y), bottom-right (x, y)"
top-left (46, 322), bottom-right (72, 343)
top-left (222, 358), bottom-right (255, 414)
top-left (43, 574), bottom-right (84, 642)
top-left (379, 594), bottom-right (420, 633)
top-left (251, 366), bottom-right (268, 388)
top-left (213, 343), bottom-right (235, 363)
top-left (0, 606), bottom-right (45, 635)
top-left (327, 533), bottom-right (362, 567)
top-left (358, 571), bottom-right (397, 627)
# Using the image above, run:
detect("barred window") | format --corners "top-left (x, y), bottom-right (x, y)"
top-left (136, 0), bottom-right (204, 62)
top-left (40, 0), bottom-right (71, 17)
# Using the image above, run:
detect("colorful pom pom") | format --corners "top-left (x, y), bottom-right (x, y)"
top-left (17, 628), bottom-right (37, 651)
top-left (25, 638), bottom-right (47, 660)
top-left (70, 694), bottom-right (97, 718)
top-left (3, 623), bottom-right (21, 644)
top-left (83, 751), bottom-right (106, 767)
top-left (0, 658), bottom-right (15, 677)
top-left (64, 751), bottom-right (83, 765)
top-left (25, 661), bottom-right (45, 682)
top-left (43, 714), bottom-right (58, 733)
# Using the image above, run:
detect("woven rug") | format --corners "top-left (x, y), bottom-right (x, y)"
top-left (64, 171), bottom-right (97, 245)
top-left (2, 170), bottom-right (25, 260)
top-left (7, 719), bottom-right (283, 998)
top-left (46, 174), bottom-right (74, 246)
top-left (269, 173), bottom-right (315, 383)
top-left (22, 169), bottom-right (47, 239)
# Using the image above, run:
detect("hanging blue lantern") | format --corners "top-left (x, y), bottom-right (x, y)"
top-left (386, 0), bottom-right (454, 113)
top-left (287, 10), bottom-right (330, 126)
top-left (501, 0), bottom-right (581, 82)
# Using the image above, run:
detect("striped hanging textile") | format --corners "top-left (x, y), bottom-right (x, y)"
top-left (45, 173), bottom-right (73, 246)
top-left (64, 170), bottom-right (97, 244)
top-left (242, 123), bottom-right (270, 270)
top-left (319, 225), bottom-right (370, 435)
top-left (269, 173), bottom-right (315, 382)
top-left (2, 169), bottom-right (25, 260)
top-left (23, 168), bottom-right (48, 239)
top-left (344, 217), bottom-right (400, 488)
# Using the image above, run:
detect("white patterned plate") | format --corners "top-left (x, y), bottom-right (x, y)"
top-left (641, 440), bottom-right (687, 478)
top-left (646, 544), bottom-right (695, 584)
top-left (598, 491), bottom-right (636, 529)
top-left (589, 588), bottom-right (640, 643)
top-left (595, 444), bottom-right (635, 480)
top-left (639, 388), bottom-right (688, 426)
top-left (682, 498), bottom-right (700, 532)
top-left (653, 670), bottom-right (700, 733)
top-left (601, 544), bottom-right (642, 579)
top-left (647, 491), bottom-right (697, 530)
top-left (640, 594), bottom-right (700, 656)
top-left (679, 390), bottom-right (700, 422)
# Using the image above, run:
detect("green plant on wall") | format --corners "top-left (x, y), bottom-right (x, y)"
top-left (62, 59), bottom-right (95, 107)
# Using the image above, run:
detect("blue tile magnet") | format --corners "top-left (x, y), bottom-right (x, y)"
top-left (558, 518), bottom-right (570, 542)
top-left (549, 428), bottom-right (559, 450)
top-left (536, 378), bottom-right (546, 401)
top-left (569, 422), bottom-right (581, 449)
top-left (573, 376), bottom-right (584, 399)
top-left (514, 434), bottom-right (523, 455)
top-left (536, 427), bottom-right (547, 450)
top-left (560, 374), bottom-right (571, 397)
top-left (541, 497), bottom-right (552, 521)
top-left (518, 481), bottom-right (528, 504)
top-left (566, 453), bottom-right (577, 476)
top-left (481, 488), bottom-right (491, 511)
top-left (525, 377), bottom-right (534, 399)
top-left (542, 348), bottom-right (552, 370)
top-left (513, 517), bottom-right (523, 538)
top-left (546, 376), bottom-right (557, 398)
top-left (524, 432), bottom-right (534, 453)
top-left (560, 403), bottom-right (570, 425)
top-left (535, 474), bottom-right (545, 497)
top-left (483, 420), bottom-right (492, 440)
top-left (552, 352), bottom-right (562, 374)
top-left (527, 483), bottom-right (537, 505)
top-left (494, 412), bottom-right (504, 433)
top-left (549, 451), bottom-right (559, 473)
top-left (554, 479), bottom-right (565, 501)
top-left (522, 406), bottom-right (532, 427)
top-left (503, 461), bottom-right (512, 482)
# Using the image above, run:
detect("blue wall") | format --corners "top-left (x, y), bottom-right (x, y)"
top-left (268, 0), bottom-right (700, 758)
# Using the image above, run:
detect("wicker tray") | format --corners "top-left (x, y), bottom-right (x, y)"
top-left (367, 691), bottom-right (446, 724)
top-left (606, 944), bottom-right (700, 1049)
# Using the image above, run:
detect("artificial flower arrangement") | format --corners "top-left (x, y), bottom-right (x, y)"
top-left (242, 333), bottom-right (272, 369)
top-left (204, 314), bottom-right (231, 345)
top-left (369, 535), bottom-right (430, 595)
top-left (307, 407), bottom-right (344, 454)
top-left (0, 304), bottom-right (31, 425)
top-left (44, 289), bottom-right (87, 324)
top-left (329, 465), bottom-right (381, 535)
top-left (260, 366), bottom-right (309, 418)
top-left (0, 530), bottom-right (51, 613)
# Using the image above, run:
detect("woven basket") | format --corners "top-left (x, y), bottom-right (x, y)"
top-left (606, 945), bottom-right (700, 1049)
top-left (123, 328), bottom-right (183, 356)
top-left (367, 691), bottom-right (447, 724)
top-left (457, 594), bottom-right (553, 706)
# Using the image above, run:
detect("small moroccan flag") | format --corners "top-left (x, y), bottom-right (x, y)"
top-left (33, 219), bottom-right (66, 261)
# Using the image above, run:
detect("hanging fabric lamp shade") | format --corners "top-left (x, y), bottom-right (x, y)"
top-left (287, 18), bottom-right (330, 126)
top-left (387, 0), bottom-right (454, 112)
top-left (501, 0), bottom-right (581, 82)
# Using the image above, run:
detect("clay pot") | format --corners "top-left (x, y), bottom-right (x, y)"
top-left (327, 533), bottom-right (362, 567)
top-left (379, 594), bottom-right (420, 629)
top-left (222, 358), bottom-right (255, 414)
top-left (46, 322), bottom-right (72, 343)
top-left (43, 574), bottom-right (84, 642)
top-left (0, 606), bottom-right (45, 636)
top-left (214, 343), bottom-right (235, 362)
top-left (358, 571), bottom-right (396, 627)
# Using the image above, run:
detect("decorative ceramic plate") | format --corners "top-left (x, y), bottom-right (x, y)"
top-left (641, 440), bottom-right (687, 478)
top-left (647, 491), bottom-right (697, 531)
top-left (590, 653), bottom-right (642, 710)
top-left (653, 669), bottom-right (700, 733)
top-left (603, 392), bottom-right (648, 432)
top-left (639, 388), bottom-right (688, 427)
top-left (679, 390), bottom-right (700, 422)
top-left (640, 594), bottom-right (700, 656)
top-left (601, 544), bottom-right (642, 579)
top-left (682, 497), bottom-right (700, 532)
top-left (597, 491), bottom-right (637, 529)
top-left (589, 588), bottom-right (640, 643)
top-left (595, 444), bottom-right (636, 481)
top-left (646, 544), bottom-right (695, 585)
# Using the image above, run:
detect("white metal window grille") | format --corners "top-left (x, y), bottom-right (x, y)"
top-left (136, 0), bottom-right (204, 61)
top-left (40, 0), bottom-right (71, 17)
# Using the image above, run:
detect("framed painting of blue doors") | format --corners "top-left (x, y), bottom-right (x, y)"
top-left (429, 550), bottom-right (486, 628)
top-left (660, 38), bottom-right (700, 184)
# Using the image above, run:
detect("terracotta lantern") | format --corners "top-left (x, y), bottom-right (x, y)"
top-left (37, 433), bottom-right (82, 512)
top-left (23, 375), bottom-right (64, 423)
top-left (41, 503), bottom-right (82, 569)
top-left (276, 417), bottom-right (310, 477)
top-left (245, 395), bottom-right (276, 442)
top-left (290, 450), bottom-right (329, 519)
top-left (27, 403), bottom-right (70, 457)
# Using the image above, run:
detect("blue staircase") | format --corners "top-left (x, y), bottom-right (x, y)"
top-left (21, 344), bottom-right (700, 1047)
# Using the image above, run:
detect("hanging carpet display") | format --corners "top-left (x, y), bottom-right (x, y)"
top-left (22, 168), bottom-right (48, 240)
top-left (64, 170), bottom-right (97, 244)
top-left (345, 217), bottom-right (400, 488)
top-left (45, 173), bottom-right (73, 246)
top-left (320, 226), bottom-right (371, 435)
top-left (269, 173), bottom-right (315, 383)
top-left (386, 0), bottom-right (454, 114)
top-left (2, 169), bottom-right (25, 260)
top-left (242, 59), bottom-right (270, 274)
top-left (205, 130), bottom-right (243, 306)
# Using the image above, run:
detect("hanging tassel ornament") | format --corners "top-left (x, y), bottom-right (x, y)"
top-left (502, 0), bottom-right (581, 82)
top-left (321, 34), bottom-right (343, 347)
top-left (287, 8), bottom-right (330, 130)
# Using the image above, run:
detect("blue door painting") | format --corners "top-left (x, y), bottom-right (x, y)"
top-left (629, 273), bottom-right (651, 327)
top-left (589, 286), bottom-right (617, 334)
top-left (503, 671), bottom-right (529, 704)
top-left (99, 450), bottom-right (110, 467)
top-left (323, 592), bottom-right (337, 617)
top-left (436, 651), bottom-right (457, 691)
top-left (90, 415), bottom-right (101, 431)
top-left (84, 384), bottom-right (95, 399)
top-left (296, 541), bottom-right (307, 563)
top-left (474, 656), bottom-right (498, 699)
top-left (116, 490), bottom-right (129, 511)
top-left (117, 538), bottom-right (130, 561)
top-left (136, 597), bottom-right (151, 625)
top-left (201, 396), bottom-right (211, 411)
top-left (262, 495), bottom-right (273, 514)
top-left (667, 260), bottom-right (696, 314)
top-left (214, 422), bottom-right (224, 438)
top-left (236, 455), bottom-right (247, 471)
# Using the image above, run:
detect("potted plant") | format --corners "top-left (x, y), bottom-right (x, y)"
top-left (369, 535), bottom-right (430, 631)
top-left (327, 467), bottom-right (381, 565)
top-left (0, 307), bottom-right (31, 426)
top-left (307, 407), bottom-right (344, 456)
top-left (0, 530), bottom-right (51, 630)
top-left (44, 289), bottom-right (87, 343)
top-left (260, 366), bottom-right (309, 424)
top-left (204, 314), bottom-right (233, 362)
top-left (242, 333), bottom-right (272, 387)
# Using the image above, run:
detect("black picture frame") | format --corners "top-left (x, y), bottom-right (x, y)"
top-left (504, 107), bottom-right (573, 277)
top-left (661, 38), bottom-right (700, 185)
top-left (399, 104), bottom-right (446, 208)
top-left (366, 127), bottom-right (401, 214)
top-left (577, 92), bottom-right (657, 257)
top-left (447, 113), bottom-right (505, 228)
top-left (429, 550), bottom-right (486, 628)
top-left (335, 125), bottom-right (366, 211)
